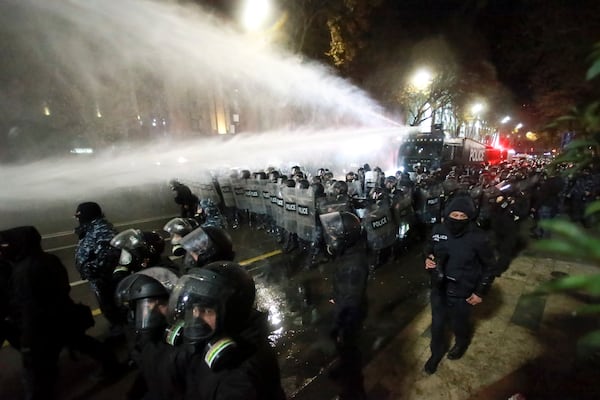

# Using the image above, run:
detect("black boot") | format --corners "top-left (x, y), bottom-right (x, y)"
top-left (424, 355), bottom-right (442, 374)
top-left (447, 343), bottom-right (468, 360)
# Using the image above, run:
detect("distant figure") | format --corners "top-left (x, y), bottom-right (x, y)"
top-left (74, 202), bottom-right (122, 333)
top-left (0, 226), bottom-right (121, 400)
top-left (170, 179), bottom-right (198, 218)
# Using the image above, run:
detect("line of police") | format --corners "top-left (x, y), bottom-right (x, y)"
top-left (2, 157), bottom-right (598, 400)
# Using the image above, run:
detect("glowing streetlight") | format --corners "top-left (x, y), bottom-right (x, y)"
top-left (515, 123), bottom-right (523, 131)
top-left (501, 116), bottom-right (511, 124)
top-left (471, 102), bottom-right (485, 115)
top-left (410, 68), bottom-right (433, 91)
top-left (241, 0), bottom-right (272, 32)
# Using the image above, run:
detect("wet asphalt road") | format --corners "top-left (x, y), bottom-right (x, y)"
top-left (1, 205), bottom-right (431, 400)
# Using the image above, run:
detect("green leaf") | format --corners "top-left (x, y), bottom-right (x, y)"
top-left (586, 60), bottom-right (600, 80)
top-left (578, 330), bottom-right (600, 349)
top-left (536, 275), bottom-right (591, 292)
top-left (584, 201), bottom-right (600, 217)
top-left (564, 139), bottom-right (598, 150)
top-left (574, 304), bottom-right (600, 315)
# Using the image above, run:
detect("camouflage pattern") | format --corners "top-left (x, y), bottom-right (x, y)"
top-left (198, 198), bottom-right (226, 229)
top-left (75, 218), bottom-right (118, 280)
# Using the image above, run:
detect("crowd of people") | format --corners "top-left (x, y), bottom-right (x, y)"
top-left (1, 156), bottom-right (599, 399)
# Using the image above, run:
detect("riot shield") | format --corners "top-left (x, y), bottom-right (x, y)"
top-left (274, 182), bottom-right (285, 228)
top-left (416, 185), bottom-right (442, 225)
top-left (200, 180), bottom-right (221, 205)
top-left (362, 203), bottom-right (397, 250)
top-left (318, 194), bottom-right (352, 215)
top-left (217, 176), bottom-right (236, 208)
top-left (295, 187), bottom-right (316, 242)
top-left (232, 178), bottom-right (249, 211)
top-left (254, 178), bottom-right (268, 217)
top-left (245, 179), bottom-right (258, 215)
top-left (283, 186), bottom-right (298, 234)
top-left (347, 181), bottom-right (363, 198)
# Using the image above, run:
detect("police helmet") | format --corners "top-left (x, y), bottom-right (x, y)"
top-left (384, 176), bottom-right (397, 189)
top-left (268, 171), bottom-right (280, 183)
top-left (332, 180), bottom-right (348, 195)
top-left (115, 271), bottom-right (171, 330)
top-left (168, 262), bottom-right (256, 342)
top-left (111, 229), bottom-right (164, 270)
top-left (311, 182), bottom-right (325, 197)
top-left (297, 179), bottom-right (310, 189)
top-left (346, 172), bottom-right (357, 182)
top-left (178, 226), bottom-right (234, 267)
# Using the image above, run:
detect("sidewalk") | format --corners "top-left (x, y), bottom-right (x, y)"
top-left (361, 255), bottom-right (600, 400)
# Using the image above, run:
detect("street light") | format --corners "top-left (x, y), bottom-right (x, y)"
top-left (241, 0), bottom-right (272, 32)
top-left (410, 68), bottom-right (433, 92)
top-left (471, 102), bottom-right (485, 115)
top-left (501, 116), bottom-right (511, 124)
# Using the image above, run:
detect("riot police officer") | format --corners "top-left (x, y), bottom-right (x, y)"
top-left (110, 229), bottom-right (175, 283)
top-left (320, 211), bottom-right (369, 400)
top-left (74, 202), bottom-right (122, 333)
top-left (115, 268), bottom-right (185, 400)
top-left (178, 226), bottom-right (235, 272)
top-left (167, 262), bottom-right (286, 399)
top-left (163, 217), bottom-right (200, 273)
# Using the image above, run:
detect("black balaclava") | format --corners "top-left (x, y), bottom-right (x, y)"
top-left (75, 202), bottom-right (103, 224)
top-left (444, 196), bottom-right (475, 237)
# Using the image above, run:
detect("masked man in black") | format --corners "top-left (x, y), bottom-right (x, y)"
top-left (423, 196), bottom-right (497, 374)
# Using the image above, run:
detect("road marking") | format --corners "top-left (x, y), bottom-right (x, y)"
top-left (239, 250), bottom-right (282, 266)
top-left (41, 215), bottom-right (177, 240)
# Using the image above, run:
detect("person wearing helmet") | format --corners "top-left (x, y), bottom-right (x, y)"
top-left (115, 268), bottom-right (186, 400)
top-left (178, 226), bottom-right (235, 273)
top-left (73, 202), bottom-right (122, 333)
top-left (319, 212), bottom-right (368, 400)
top-left (423, 196), bottom-right (497, 375)
top-left (110, 228), bottom-right (176, 287)
top-left (166, 262), bottom-right (286, 400)
top-left (163, 217), bottom-right (200, 273)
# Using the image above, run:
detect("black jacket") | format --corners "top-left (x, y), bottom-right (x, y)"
top-left (184, 310), bottom-right (286, 400)
top-left (2, 226), bottom-right (74, 349)
top-left (424, 221), bottom-right (497, 298)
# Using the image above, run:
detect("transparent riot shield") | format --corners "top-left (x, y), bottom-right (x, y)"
top-left (362, 203), bottom-right (397, 250)
top-left (347, 180), bottom-right (363, 198)
top-left (232, 178), bottom-right (249, 212)
top-left (283, 186), bottom-right (298, 234)
top-left (259, 179), bottom-right (272, 218)
top-left (318, 194), bottom-right (352, 215)
top-left (295, 187), bottom-right (316, 242)
top-left (391, 191), bottom-right (415, 240)
top-left (217, 176), bottom-right (236, 208)
top-left (200, 180), bottom-right (221, 206)
top-left (417, 184), bottom-right (442, 225)
top-left (254, 178), bottom-right (267, 217)
top-left (274, 182), bottom-right (285, 228)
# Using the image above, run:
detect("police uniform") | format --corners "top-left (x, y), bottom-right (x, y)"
top-left (423, 197), bottom-right (497, 374)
